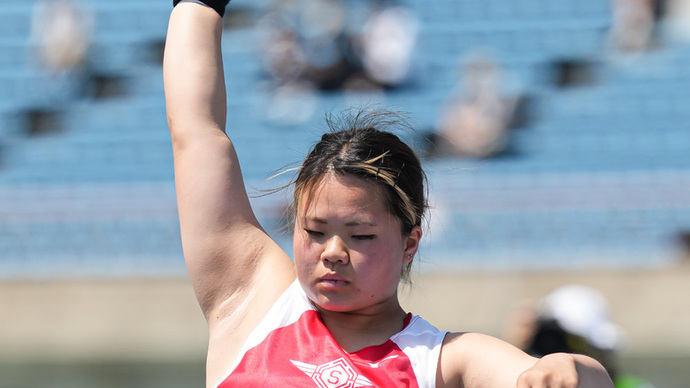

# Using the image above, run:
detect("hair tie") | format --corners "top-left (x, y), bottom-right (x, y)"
top-left (393, 163), bottom-right (405, 189)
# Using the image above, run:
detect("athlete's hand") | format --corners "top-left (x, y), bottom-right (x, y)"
top-left (515, 353), bottom-right (579, 388)
top-left (173, 0), bottom-right (231, 17)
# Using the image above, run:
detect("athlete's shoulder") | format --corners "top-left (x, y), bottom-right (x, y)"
top-left (394, 314), bottom-right (446, 342)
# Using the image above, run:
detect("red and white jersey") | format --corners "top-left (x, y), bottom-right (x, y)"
top-left (215, 280), bottom-right (448, 388)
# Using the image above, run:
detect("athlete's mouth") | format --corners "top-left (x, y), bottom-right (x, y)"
top-left (319, 274), bottom-right (348, 286)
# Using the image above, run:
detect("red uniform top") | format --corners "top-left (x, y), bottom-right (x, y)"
top-left (215, 280), bottom-right (448, 388)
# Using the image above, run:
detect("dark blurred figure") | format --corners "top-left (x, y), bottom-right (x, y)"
top-left (665, 0), bottom-right (690, 42)
top-left (25, 0), bottom-right (94, 135)
top-left (258, 0), bottom-right (358, 91)
top-left (257, 0), bottom-right (354, 124)
top-left (505, 285), bottom-right (655, 388)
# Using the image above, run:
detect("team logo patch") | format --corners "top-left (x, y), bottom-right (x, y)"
top-left (290, 357), bottom-right (374, 388)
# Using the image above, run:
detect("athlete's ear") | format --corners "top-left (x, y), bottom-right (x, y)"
top-left (403, 225), bottom-right (422, 263)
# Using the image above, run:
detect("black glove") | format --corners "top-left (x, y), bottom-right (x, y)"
top-left (173, 0), bottom-right (230, 18)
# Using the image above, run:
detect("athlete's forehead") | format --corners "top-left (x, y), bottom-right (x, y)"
top-left (297, 173), bottom-right (389, 223)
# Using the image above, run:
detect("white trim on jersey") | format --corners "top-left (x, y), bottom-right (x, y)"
top-left (213, 281), bottom-right (313, 388)
top-left (213, 280), bottom-right (448, 388)
top-left (391, 314), bottom-right (447, 388)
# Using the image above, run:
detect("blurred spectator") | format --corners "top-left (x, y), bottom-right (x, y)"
top-left (428, 51), bottom-right (522, 158)
top-left (256, 9), bottom-right (318, 125)
top-left (258, 0), bottom-right (357, 124)
top-left (30, 0), bottom-right (94, 101)
top-left (354, 1), bottom-right (419, 89)
top-left (607, 0), bottom-right (656, 53)
top-left (665, 0), bottom-right (690, 42)
top-left (258, 0), bottom-right (357, 91)
top-left (258, 12), bottom-right (309, 86)
top-left (31, 0), bottom-right (93, 74)
top-left (257, 0), bottom-right (419, 100)
top-left (504, 285), bottom-right (655, 388)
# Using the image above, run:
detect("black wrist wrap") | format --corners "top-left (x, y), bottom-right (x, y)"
top-left (173, 0), bottom-right (230, 17)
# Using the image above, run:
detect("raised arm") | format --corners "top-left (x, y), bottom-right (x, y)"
top-left (163, 0), bottom-right (294, 342)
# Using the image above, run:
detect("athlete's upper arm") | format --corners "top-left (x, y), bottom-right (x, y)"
top-left (438, 332), bottom-right (538, 388)
top-left (163, 3), bottom-right (294, 321)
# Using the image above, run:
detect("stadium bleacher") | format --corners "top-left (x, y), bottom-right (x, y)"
top-left (0, 0), bottom-right (688, 278)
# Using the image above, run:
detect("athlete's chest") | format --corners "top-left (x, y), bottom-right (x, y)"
top-left (218, 310), bottom-right (420, 388)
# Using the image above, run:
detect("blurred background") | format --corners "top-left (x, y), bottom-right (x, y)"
top-left (1, 0), bottom-right (689, 386)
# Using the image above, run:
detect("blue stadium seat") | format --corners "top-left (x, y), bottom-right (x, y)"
top-left (0, 0), bottom-right (688, 277)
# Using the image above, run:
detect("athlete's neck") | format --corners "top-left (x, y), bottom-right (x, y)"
top-left (316, 301), bottom-right (408, 353)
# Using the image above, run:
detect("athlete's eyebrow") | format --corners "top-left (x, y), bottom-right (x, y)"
top-left (345, 219), bottom-right (375, 227)
top-left (305, 216), bottom-right (375, 227)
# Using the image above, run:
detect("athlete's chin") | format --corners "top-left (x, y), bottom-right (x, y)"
top-left (310, 293), bottom-right (359, 312)
top-left (316, 302), bottom-right (354, 313)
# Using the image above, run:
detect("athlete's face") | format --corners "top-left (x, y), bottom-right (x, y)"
top-left (293, 173), bottom-right (421, 313)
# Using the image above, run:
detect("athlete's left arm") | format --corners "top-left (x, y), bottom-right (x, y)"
top-left (436, 332), bottom-right (613, 388)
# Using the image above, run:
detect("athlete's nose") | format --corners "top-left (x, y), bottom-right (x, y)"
top-left (321, 235), bottom-right (349, 265)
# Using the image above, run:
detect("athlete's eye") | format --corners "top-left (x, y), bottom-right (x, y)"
top-left (304, 229), bottom-right (324, 237)
top-left (353, 234), bottom-right (376, 240)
